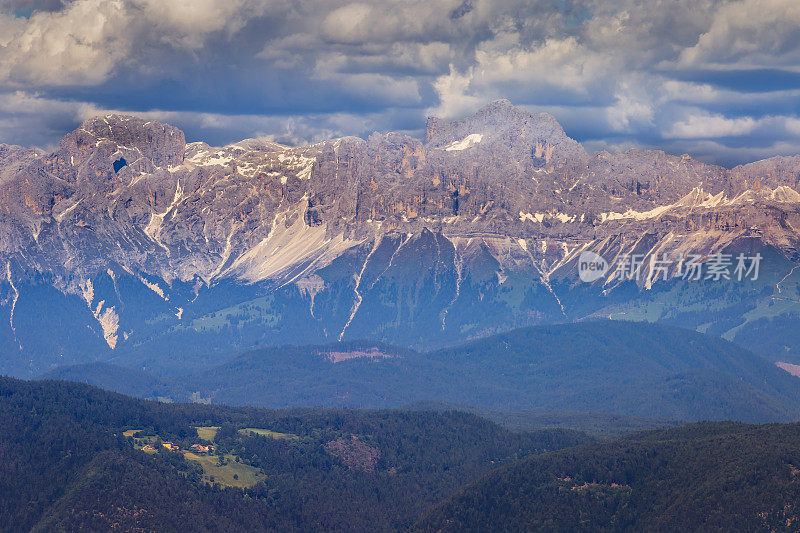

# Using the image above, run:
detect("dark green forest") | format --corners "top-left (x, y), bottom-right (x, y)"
top-left (0, 376), bottom-right (586, 532)
top-left (415, 423), bottom-right (800, 532)
top-left (7, 374), bottom-right (800, 531)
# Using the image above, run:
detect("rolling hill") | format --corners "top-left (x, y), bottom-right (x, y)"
top-left (415, 422), bottom-right (800, 531)
top-left (7, 373), bottom-right (800, 531)
top-left (44, 321), bottom-right (800, 423)
top-left (0, 376), bottom-right (586, 532)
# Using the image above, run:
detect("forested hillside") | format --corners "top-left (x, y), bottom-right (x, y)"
top-left (7, 375), bottom-right (800, 531)
top-left (0, 377), bottom-right (585, 532)
top-left (415, 423), bottom-right (800, 532)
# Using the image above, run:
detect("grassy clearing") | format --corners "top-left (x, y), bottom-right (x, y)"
top-left (183, 452), bottom-right (264, 488)
top-left (131, 427), bottom-right (266, 488)
top-left (195, 426), bottom-right (220, 442)
top-left (238, 428), bottom-right (299, 440)
top-left (131, 436), bottom-right (158, 453)
top-left (722, 296), bottom-right (800, 340)
top-left (183, 296), bottom-right (280, 333)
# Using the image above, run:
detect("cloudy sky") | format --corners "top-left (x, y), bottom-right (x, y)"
top-left (0, 0), bottom-right (798, 166)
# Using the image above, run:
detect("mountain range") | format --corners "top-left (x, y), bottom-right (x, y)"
top-left (2, 100), bottom-right (800, 376)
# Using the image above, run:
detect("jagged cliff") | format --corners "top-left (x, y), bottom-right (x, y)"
top-left (1, 100), bottom-right (799, 376)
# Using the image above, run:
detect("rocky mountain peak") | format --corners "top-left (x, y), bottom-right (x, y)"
top-left (60, 115), bottom-right (186, 171)
top-left (423, 100), bottom-right (588, 179)
top-left (730, 155), bottom-right (800, 194)
top-left (426, 99), bottom-right (562, 145)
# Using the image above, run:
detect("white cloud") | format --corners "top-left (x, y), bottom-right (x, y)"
top-left (785, 118), bottom-right (800, 136)
top-left (0, 0), bottom-right (278, 86)
top-left (425, 33), bottom-right (617, 120)
top-left (320, 3), bottom-right (373, 44)
top-left (473, 35), bottom-right (613, 92)
top-left (678, 0), bottom-right (800, 69)
top-left (336, 73), bottom-right (421, 105)
top-left (1, 0), bottom-right (800, 165)
top-left (667, 113), bottom-right (760, 138)
top-left (660, 81), bottom-right (721, 104)
top-left (605, 78), bottom-right (656, 133)
top-left (131, 0), bottom-right (271, 48)
top-left (0, 0), bottom-right (130, 85)
top-left (426, 65), bottom-right (482, 119)
top-left (320, 0), bottom-right (467, 44)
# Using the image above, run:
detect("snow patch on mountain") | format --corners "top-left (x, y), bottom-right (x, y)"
top-left (6, 262), bottom-right (19, 349)
top-left (445, 134), bottom-right (483, 151)
top-left (520, 212), bottom-right (544, 223)
top-left (296, 274), bottom-right (326, 318)
top-left (277, 152), bottom-right (316, 180)
top-left (600, 188), bottom-right (733, 223)
top-left (600, 205), bottom-right (671, 223)
top-left (520, 211), bottom-right (576, 223)
top-left (187, 149), bottom-right (233, 167)
top-left (55, 198), bottom-right (82, 223)
top-left (339, 238), bottom-right (381, 341)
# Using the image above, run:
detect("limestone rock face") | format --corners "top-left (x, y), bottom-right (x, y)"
top-left (1, 101), bottom-right (800, 375)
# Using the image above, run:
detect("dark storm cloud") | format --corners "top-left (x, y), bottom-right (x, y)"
top-left (0, 0), bottom-right (64, 14)
top-left (0, 0), bottom-right (799, 166)
top-left (670, 69), bottom-right (800, 94)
